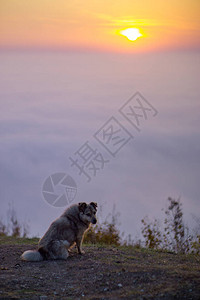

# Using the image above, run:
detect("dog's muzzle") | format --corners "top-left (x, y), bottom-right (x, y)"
top-left (92, 218), bottom-right (97, 224)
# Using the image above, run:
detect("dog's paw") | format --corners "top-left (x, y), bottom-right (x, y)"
top-left (78, 250), bottom-right (85, 255)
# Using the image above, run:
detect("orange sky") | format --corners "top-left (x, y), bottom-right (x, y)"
top-left (0, 0), bottom-right (200, 52)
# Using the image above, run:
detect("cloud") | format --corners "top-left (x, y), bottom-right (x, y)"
top-left (0, 51), bottom-right (199, 238)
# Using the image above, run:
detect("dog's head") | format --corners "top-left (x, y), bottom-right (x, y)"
top-left (78, 202), bottom-right (97, 224)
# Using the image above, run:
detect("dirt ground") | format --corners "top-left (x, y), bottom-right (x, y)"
top-left (0, 242), bottom-right (200, 300)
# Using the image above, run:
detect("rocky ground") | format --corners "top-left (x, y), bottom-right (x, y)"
top-left (0, 238), bottom-right (200, 299)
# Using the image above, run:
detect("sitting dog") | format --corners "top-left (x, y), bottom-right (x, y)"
top-left (21, 202), bottom-right (97, 261)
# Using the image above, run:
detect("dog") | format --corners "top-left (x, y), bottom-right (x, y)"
top-left (21, 202), bottom-right (97, 261)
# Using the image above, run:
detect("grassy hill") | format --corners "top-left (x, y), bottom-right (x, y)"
top-left (0, 236), bottom-right (199, 299)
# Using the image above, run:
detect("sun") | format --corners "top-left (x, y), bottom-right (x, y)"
top-left (120, 28), bottom-right (142, 41)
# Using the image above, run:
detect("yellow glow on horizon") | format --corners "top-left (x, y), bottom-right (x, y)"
top-left (0, 0), bottom-right (199, 52)
top-left (119, 28), bottom-right (142, 41)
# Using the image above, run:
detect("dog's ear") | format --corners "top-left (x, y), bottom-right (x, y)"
top-left (78, 202), bottom-right (87, 212)
top-left (90, 202), bottom-right (97, 211)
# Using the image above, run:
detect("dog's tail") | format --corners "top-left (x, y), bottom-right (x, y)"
top-left (21, 250), bottom-right (43, 262)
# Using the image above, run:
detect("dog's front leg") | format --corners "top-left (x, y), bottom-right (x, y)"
top-left (76, 237), bottom-right (85, 254)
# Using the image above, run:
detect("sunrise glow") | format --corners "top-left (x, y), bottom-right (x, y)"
top-left (120, 28), bottom-right (142, 41)
top-left (0, 0), bottom-right (199, 52)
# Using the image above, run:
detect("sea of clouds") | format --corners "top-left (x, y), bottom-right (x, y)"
top-left (0, 50), bottom-right (199, 239)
